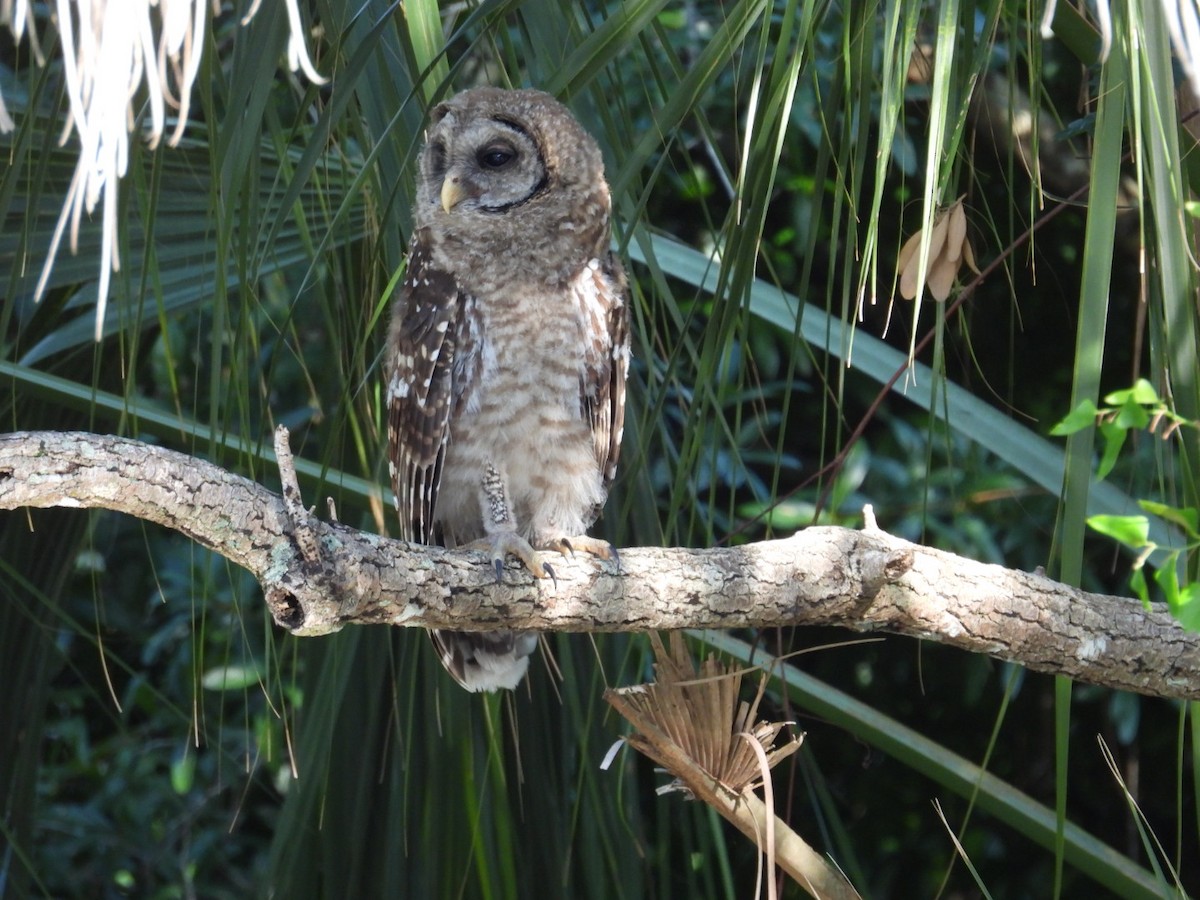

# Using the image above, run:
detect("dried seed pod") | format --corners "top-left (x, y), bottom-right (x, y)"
top-left (945, 197), bottom-right (967, 262)
top-left (898, 196), bottom-right (977, 301)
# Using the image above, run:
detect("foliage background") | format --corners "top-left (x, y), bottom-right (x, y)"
top-left (2, 0), bottom-right (1198, 897)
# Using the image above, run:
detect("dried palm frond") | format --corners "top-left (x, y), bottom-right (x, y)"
top-left (605, 633), bottom-right (860, 900)
top-left (607, 633), bottom-right (802, 794)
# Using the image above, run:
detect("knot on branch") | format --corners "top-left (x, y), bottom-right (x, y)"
top-left (264, 584), bottom-right (307, 630)
top-left (854, 528), bottom-right (914, 605)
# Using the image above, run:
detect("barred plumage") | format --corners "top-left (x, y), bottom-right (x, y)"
top-left (386, 87), bottom-right (629, 691)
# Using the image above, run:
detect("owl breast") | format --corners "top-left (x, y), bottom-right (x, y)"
top-left (432, 266), bottom-right (610, 547)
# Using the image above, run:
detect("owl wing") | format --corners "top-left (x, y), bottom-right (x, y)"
top-left (580, 251), bottom-right (631, 491)
top-left (386, 230), bottom-right (478, 544)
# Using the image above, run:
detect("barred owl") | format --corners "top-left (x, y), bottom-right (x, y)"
top-left (386, 87), bottom-right (630, 692)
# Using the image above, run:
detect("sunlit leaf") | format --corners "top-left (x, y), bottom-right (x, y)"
top-left (1095, 421), bottom-right (1127, 480)
top-left (1137, 500), bottom-right (1200, 538)
top-left (1086, 514), bottom-right (1150, 547)
top-left (201, 665), bottom-right (262, 692)
top-left (1112, 396), bottom-right (1151, 430)
top-left (1168, 582), bottom-right (1200, 631)
top-left (1153, 561), bottom-right (1180, 607)
top-left (1130, 566), bottom-right (1150, 607)
top-left (1103, 378), bottom-right (1160, 407)
top-left (171, 753), bottom-right (196, 795)
top-left (1049, 399), bottom-right (1099, 436)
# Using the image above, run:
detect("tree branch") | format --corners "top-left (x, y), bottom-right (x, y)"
top-left (1, 430), bottom-right (1196, 699)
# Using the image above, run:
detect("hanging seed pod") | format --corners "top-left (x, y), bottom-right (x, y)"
top-left (897, 196), bottom-right (979, 302)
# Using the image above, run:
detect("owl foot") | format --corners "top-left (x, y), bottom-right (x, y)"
top-left (544, 535), bottom-right (620, 569)
top-left (463, 532), bottom-right (556, 585)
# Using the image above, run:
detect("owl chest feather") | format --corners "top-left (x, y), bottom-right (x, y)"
top-left (434, 272), bottom-right (607, 542)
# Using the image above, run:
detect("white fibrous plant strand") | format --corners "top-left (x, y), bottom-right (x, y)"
top-left (1162, 0), bottom-right (1200, 100)
top-left (0, 0), bottom-right (326, 341)
top-left (1042, 0), bottom-right (1200, 97)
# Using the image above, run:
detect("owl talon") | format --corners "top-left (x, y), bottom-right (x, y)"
top-left (544, 535), bottom-right (619, 565)
top-left (540, 535), bottom-right (621, 571)
top-left (464, 532), bottom-right (551, 583)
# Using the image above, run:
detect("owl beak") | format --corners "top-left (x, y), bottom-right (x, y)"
top-left (440, 177), bottom-right (470, 213)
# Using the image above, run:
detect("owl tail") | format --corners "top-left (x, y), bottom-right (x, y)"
top-left (431, 629), bottom-right (538, 692)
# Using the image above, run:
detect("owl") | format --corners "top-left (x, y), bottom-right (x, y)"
top-left (385, 87), bottom-right (630, 692)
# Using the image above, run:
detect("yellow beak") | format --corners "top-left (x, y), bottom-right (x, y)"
top-left (440, 178), bottom-right (468, 213)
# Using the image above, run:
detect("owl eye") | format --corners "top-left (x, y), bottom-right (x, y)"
top-left (478, 144), bottom-right (516, 169)
top-left (427, 141), bottom-right (447, 179)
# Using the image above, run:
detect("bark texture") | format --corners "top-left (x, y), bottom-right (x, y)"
top-left (1, 430), bottom-right (1197, 699)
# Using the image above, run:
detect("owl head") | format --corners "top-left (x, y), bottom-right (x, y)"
top-left (413, 87), bottom-right (613, 288)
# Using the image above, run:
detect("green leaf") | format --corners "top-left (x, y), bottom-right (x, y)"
top-left (113, 871), bottom-right (136, 890)
top-left (1087, 514), bottom-right (1150, 547)
top-left (1137, 501), bottom-right (1200, 539)
top-left (1095, 422), bottom-right (1127, 480)
top-left (657, 8), bottom-right (687, 28)
top-left (1103, 378), bottom-right (1160, 407)
top-left (201, 665), bottom-right (262, 692)
top-left (1168, 582), bottom-right (1200, 631)
top-left (1112, 396), bottom-right (1151, 430)
top-left (1130, 566), bottom-right (1150, 607)
top-left (1049, 399), bottom-right (1099, 436)
top-left (1153, 561), bottom-right (1180, 607)
top-left (171, 752), bottom-right (196, 795)
top-left (1129, 378), bottom-right (1160, 406)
